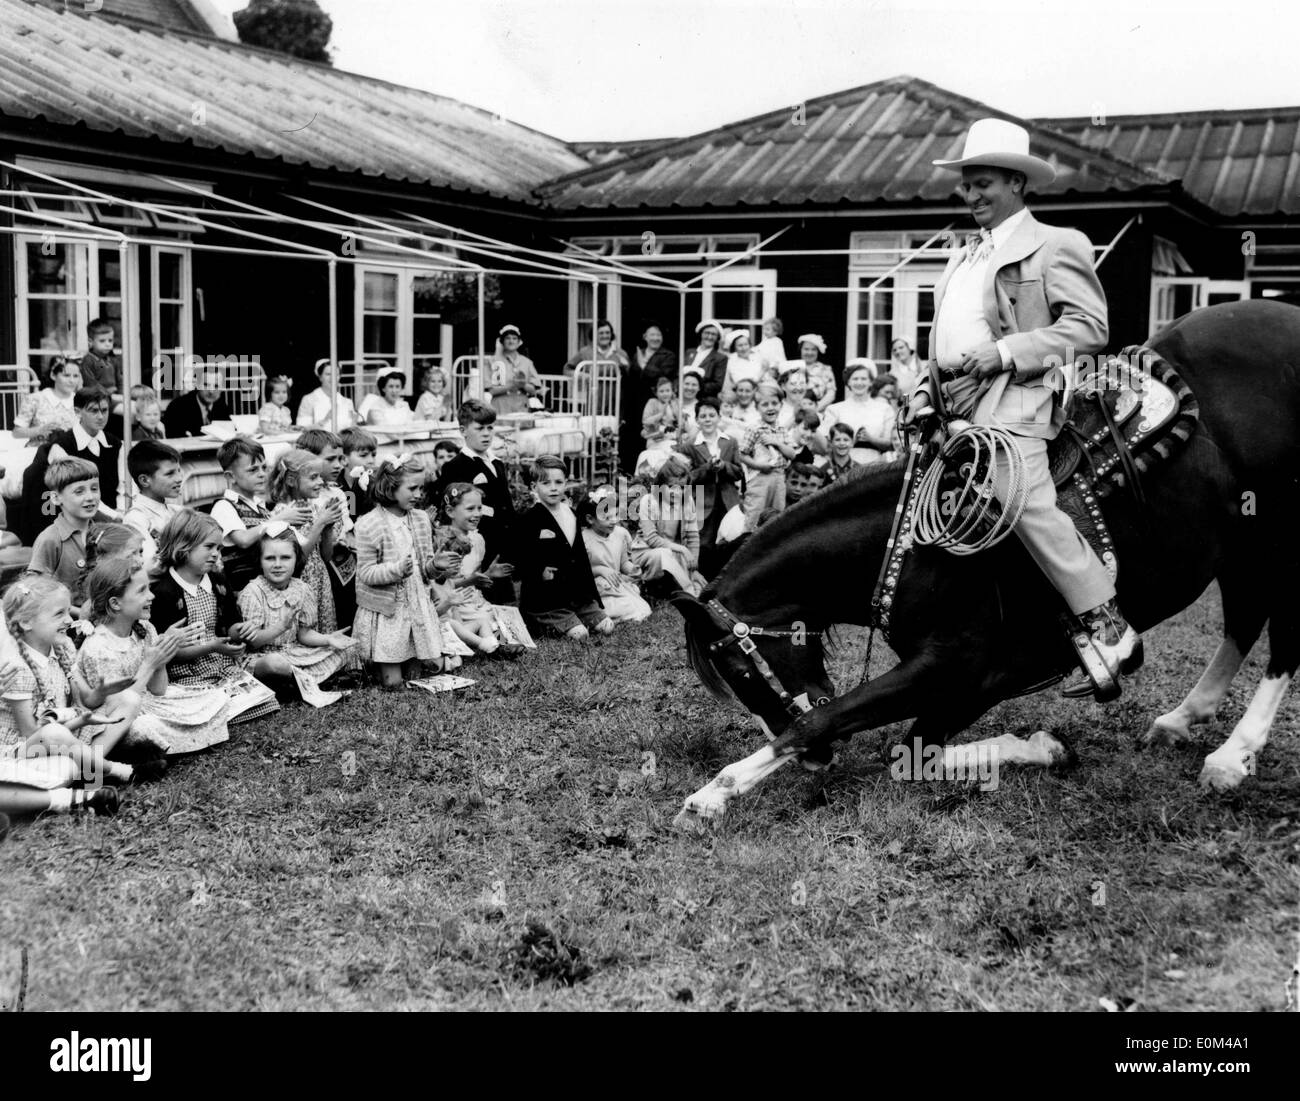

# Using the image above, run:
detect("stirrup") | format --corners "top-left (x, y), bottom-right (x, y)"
top-left (1060, 616), bottom-right (1143, 702)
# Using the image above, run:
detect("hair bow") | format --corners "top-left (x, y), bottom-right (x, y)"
top-left (264, 520), bottom-right (291, 538)
top-left (589, 485), bottom-right (616, 503)
top-left (382, 453), bottom-right (411, 471)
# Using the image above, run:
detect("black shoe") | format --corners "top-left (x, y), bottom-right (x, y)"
top-left (129, 757), bottom-right (170, 784)
top-left (79, 787), bottom-right (121, 817)
top-left (1062, 599), bottom-right (1143, 700)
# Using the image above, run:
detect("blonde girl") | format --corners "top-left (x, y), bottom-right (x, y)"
top-left (436, 483), bottom-right (521, 656)
top-left (267, 448), bottom-right (343, 633)
top-left (150, 510), bottom-right (279, 723)
top-left (1, 577), bottom-right (146, 786)
top-left (414, 366), bottom-right (453, 422)
top-left (78, 560), bottom-right (230, 754)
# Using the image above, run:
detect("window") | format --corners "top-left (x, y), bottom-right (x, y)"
top-left (845, 232), bottom-right (947, 362)
top-left (700, 268), bottom-right (776, 344)
top-left (1149, 275), bottom-right (1248, 336)
top-left (151, 247), bottom-right (192, 377)
top-left (352, 264), bottom-right (454, 396)
top-left (13, 235), bottom-right (134, 378)
top-left (568, 277), bottom-right (621, 353)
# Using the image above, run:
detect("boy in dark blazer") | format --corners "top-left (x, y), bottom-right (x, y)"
top-left (432, 399), bottom-right (516, 603)
top-left (517, 456), bottom-right (612, 641)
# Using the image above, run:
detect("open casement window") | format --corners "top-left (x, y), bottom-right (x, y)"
top-left (1149, 278), bottom-right (1249, 337)
top-left (568, 276), bottom-right (622, 354)
top-left (700, 268), bottom-right (777, 345)
top-left (846, 232), bottom-right (946, 362)
top-left (13, 234), bottom-right (138, 381)
top-left (352, 264), bottom-right (455, 399)
top-left (150, 246), bottom-right (192, 392)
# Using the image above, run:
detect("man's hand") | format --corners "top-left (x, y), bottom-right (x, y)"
top-left (960, 341), bottom-right (1006, 382)
top-left (902, 393), bottom-right (934, 426)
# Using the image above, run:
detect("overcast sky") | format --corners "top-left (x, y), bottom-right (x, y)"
top-left (209, 0), bottom-right (1300, 141)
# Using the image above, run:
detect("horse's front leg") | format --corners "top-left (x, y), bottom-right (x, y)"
top-left (675, 654), bottom-right (943, 829)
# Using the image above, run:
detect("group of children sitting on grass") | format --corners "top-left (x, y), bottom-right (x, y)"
top-left (0, 395), bottom-right (731, 824)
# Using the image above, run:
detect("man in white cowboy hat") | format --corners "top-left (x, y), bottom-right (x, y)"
top-left (904, 117), bottom-right (1141, 699)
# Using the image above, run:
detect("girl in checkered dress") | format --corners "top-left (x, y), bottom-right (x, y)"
top-left (149, 510), bottom-right (279, 724)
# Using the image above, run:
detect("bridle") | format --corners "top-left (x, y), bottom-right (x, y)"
top-left (704, 598), bottom-right (824, 717)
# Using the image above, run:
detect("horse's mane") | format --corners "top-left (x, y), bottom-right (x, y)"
top-left (714, 460), bottom-right (907, 588)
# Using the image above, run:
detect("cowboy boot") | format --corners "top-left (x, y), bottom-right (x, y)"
top-left (1061, 597), bottom-right (1144, 700)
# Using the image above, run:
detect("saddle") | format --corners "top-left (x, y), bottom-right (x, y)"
top-left (1046, 345), bottom-right (1200, 577)
top-left (872, 346), bottom-right (1200, 640)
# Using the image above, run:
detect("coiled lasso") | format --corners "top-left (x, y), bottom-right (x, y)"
top-left (912, 423), bottom-right (1030, 555)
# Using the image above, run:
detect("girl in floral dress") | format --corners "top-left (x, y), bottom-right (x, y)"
top-left (236, 526), bottom-right (356, 705)
top-left (78, 560), bottom-right (230, 754)
top-left (267, 448), bottom-right (343, 634)
top-left (435, 483), bottom-right (522, 656)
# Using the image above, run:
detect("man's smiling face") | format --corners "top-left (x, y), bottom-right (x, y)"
top-left (959, 166), bottom-right (1024, 231)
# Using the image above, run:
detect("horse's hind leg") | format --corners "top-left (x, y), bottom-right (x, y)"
top-left (1143, 557), bottom-right (1267, 748)
top-left (1201, 588), bottom-right (1299, 790)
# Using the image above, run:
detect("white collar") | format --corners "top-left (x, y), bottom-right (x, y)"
top-left (222, 488), bottom-right (264, 508)
top-left (989, 208), bottom-right (1031, 252)
top-left (72, 421), bottom-right (109, 454)
top-left (694, 429), bottom-right (730, 445)
top-left (169, 567), bottom-right (213, 597)
top-left (460, 445), bottom-right (499, 464)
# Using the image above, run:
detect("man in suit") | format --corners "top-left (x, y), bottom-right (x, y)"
top-left (906, 118), bottom-right (1140, 699)
top-left (431, 398), bottom-right (517, 604)
top-left (163, 365), bottom-right (233, 438)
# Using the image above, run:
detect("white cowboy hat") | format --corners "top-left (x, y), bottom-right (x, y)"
top-left (694, 318), bottom-right (724, 337)
top-left (932, 118), bottom-right (1056, 189)
top-left (723, 329), bottom-right (749, 352)
top-left (498, 323), bottom-right (522, 338)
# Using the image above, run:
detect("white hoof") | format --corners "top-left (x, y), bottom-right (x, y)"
top-left (680, 777), bottom-right (732, 824)
top-left (1142, 716), bottom-right (1192, 749)
top-left (1199, 750), bottom-right (1253, 792)
top-left (672, 806), bottom-right (709, 833)
top-left (1028, 729), bottom-right (1072, 767)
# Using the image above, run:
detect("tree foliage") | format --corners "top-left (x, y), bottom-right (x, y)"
top-left (233, 0), bottom-right (334, 65)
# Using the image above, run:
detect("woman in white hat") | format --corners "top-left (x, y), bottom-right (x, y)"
top-left (722, 329), bottom-right (764, 403)
top-left (684, 319), bottom-right (729, 401)
top-left (790, 334), bottom-right (837, 415)
top-left (296, 358), bottom-right (358, 430)
top-left (488, 323), bottom-right (542, 415)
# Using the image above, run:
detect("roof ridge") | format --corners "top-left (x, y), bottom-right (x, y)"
top-left (537, 73), bottom-right (1174, 197)
top-left (11, 0), bottom-right (568, 145)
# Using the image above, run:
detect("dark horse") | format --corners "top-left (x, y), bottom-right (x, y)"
top-left (673, 301), bottom-right (1300, 823)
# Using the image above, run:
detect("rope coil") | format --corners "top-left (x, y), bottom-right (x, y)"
top-left (912, 424), bottom-right (1029, 555)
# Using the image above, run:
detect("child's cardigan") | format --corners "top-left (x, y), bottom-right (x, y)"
top-left (354, 508), bottom-right (437, 616)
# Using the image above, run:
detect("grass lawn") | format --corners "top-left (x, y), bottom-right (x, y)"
top-left (0, 586), bottom-right (1296, 1011)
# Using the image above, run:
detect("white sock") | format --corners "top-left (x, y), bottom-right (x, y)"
top-left (479, 636), bottom-right (500, 654)
top-left (48, 789), bottom-right (73, 813)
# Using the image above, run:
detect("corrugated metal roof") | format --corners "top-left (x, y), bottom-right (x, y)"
top-left (1041, 106), bottom-right (1300, 216)
top-left (541, 75), bottom-right (1172, 211)
top-left (0, 0), bottom-right (588, 201)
